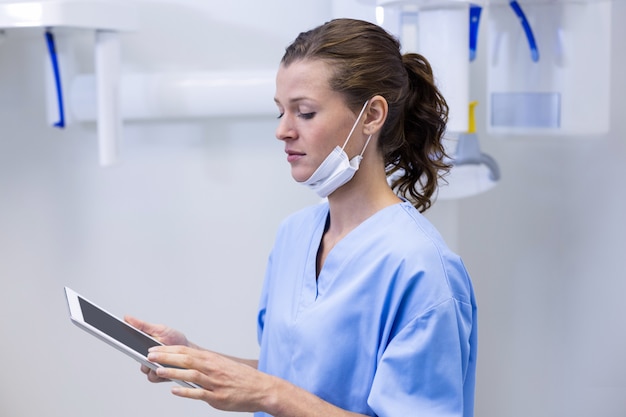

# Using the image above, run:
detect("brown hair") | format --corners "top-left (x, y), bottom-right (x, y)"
top-left (282, 18), bottom-right (450, 212)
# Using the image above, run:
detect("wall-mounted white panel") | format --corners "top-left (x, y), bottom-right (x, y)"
top-left (487, 1), bottom-right (612, 136)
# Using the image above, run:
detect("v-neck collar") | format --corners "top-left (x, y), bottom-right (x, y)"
top-left (299, 201), bottom-right (408, 307)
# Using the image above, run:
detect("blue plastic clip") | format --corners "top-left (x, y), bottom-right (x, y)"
top-left (469, 5), bottom-right (482, 61)
top-left (509, 0), bottom-right (540, 62)
top-left (45, 30), bottom-right (65, 128)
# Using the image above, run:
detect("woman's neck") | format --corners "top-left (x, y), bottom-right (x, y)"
top-left (325, 176), bottom-right (401, 237)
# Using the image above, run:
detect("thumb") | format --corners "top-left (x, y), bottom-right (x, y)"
top-left (124, 315), bottom-right (155, 334)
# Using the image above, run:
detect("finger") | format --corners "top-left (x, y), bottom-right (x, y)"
top-left (124, 315), bottom-right (155, 334)
top-left (155, 365), bottom-right (205, 387)
top-left (148, 351), bottom-right (188, 371)
top-left (149, 344), bottom-right (189, 354)
top-left (171, 385), bottom-right (206, 400)
top-left (148, 369), bottom-right (169, 383)
top-left (147, 348), bottom-right (209, 381)
top-left (124, 315), bottom-right (143, 328)
top-left (139, 363), bottom-right (167, 383)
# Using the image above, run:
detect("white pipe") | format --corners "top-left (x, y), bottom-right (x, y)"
top-left (94, 29), bottom-right (121, 166)
top-left (69, 70), bottom-right (277, 122)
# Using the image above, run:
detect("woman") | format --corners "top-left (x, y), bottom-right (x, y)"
top-left (127, 18), bottom-right (477, 417)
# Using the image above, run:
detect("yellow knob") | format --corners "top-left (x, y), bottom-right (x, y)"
top-left (468, 101), bottom-right (478, 134)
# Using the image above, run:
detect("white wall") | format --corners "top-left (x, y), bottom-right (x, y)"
top-left (1, 1), bottom-right (625, 417)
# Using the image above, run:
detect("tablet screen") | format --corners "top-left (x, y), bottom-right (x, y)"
top-left (79, 296), bottom-right (161, 357)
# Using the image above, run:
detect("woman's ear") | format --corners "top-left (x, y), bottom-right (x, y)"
top-left (363, 95), bottom-right (388, 135)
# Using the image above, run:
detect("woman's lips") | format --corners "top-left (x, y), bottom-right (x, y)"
top-left (286, 150), bottom-right (305, 163)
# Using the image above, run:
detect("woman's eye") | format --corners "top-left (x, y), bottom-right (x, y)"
top-left (276, 112), bottom-right (284, 119)
top-left (298, 112), bottom-right (316, 120)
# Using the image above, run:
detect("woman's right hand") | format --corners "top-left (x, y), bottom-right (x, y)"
top-left (124, 315), bottom-right (190, 383)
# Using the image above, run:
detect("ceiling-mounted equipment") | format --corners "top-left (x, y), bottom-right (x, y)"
top-left (0, 0), bottom-right (138, 166)
top-left (367, 0), bottom-right (500, 200)
top-left (372, 0), bottom-right (483, 133)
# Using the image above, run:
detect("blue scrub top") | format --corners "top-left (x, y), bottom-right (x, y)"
top-left (256, 201), bottom-right (477, 417)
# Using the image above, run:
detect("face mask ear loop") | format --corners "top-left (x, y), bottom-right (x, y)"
top-left (358, 134), bottom-right (373, 158)
top-left (340, 100), bottom-right (370, 151)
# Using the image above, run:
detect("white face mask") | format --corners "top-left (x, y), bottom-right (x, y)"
top-left (299, 101), bottom-right (372, 198)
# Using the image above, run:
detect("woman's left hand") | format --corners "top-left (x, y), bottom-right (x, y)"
top-left (147, 346), bottom-right (273, 413)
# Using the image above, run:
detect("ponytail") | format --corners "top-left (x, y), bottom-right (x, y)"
top-left (386, 53), bottom-right (451, 212)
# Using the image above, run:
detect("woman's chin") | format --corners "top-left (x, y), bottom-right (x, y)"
top-left (290, 169), bottom-right (311, 184)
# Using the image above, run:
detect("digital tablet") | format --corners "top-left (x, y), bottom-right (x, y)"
top-left (64, 286), bottom-right (199, 388)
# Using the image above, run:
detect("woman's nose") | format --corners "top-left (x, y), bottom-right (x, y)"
top-left (275, 115), bottom-right (296, 141)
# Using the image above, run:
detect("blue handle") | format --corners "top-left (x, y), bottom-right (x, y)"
top-left (509, 0), bottom-right (539, 62)
top-left (45, 30), bottom-right (65, 128)
top-left (469, 5), bottom-right (482, 62)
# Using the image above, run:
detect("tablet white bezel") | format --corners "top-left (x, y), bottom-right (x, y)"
top-left (64, 286), bottom-right (199, 389)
